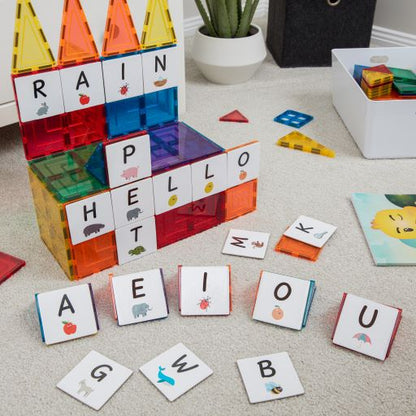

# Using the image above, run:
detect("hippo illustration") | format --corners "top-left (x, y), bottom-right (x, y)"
top-left (126, 207), bottom-right (143, 221)
top-left (83, 223), bottom-right (105, 237)
top-left (132, 303), bottom-right (152, 318)
top-left (129, 246), bottom-right (146, 256)
top-left (36, 102), bottom-right (49, 116)
top-left (121, 166), bottom-right (138, 180)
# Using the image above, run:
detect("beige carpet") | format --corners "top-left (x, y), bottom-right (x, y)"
top-left (1, 42), bottom-right (416, 416)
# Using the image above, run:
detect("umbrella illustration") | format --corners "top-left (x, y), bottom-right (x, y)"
top-left (353, 333), bottom-right (372, 345)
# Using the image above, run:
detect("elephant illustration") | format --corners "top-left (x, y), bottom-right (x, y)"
top-left (132, 303), bottom-right (152, 318)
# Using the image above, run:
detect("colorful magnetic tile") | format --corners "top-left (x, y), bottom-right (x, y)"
top-left (110, 269), bottom-right (168, 326)
top-left (178, 266), bottom-right (231, 316)
top-left (222, 229), bottom-right (270, 259)
top-left (102, 0), bottom-right (141, 57)
top-left (70, 232), bottom-right (117, 280)
top-left (332, 293), bottom-right (402, 361)
top-left (0, 252), bottom-right (25, 284)
top-left (394, 81), bottom-right (416, 95)
top-left (144, 87), bottom-right (178, 129)
top-left (35, 283), bottom-right (99, 345)
top-left (353, 64), bottom-right (367, 84)
top-left (58, 0), bottom-right (99, 66)
top-left (361, 78), bottom-right (392, 99)
top-left (84, 143), bottom-right (107, 185)
top-left (388, 67), bottom-right (416, 84)
top-left (111, 177), bottom-right (154, 229)
top-left (274, 235), bottom-right (321, 261)
top-left (141, 0), bottom-right (177, 50)
top-left (224, 179), bottom-right (257, 222)
top-left (29, 145), bottom-right (107, 203)
top-left (226, 141), bottom-right (260, 189)
top-left (140, 343), bottom-right (213, 402)
top-left (19, 114), bottom-right (68, 160)
top-left (155, 193), bottom-right (224, 249)
top-left (362, 65), bottom-right (393, 87)
top-left (274, 110), bottom-right (313, 128)
top-left (149, 121), bottom-right (223, 173)
top-left (219, 109), bottom-right (249, 123)
top-left (11, 0), bottom-right (55, 74)
top-left (106, 97), bottom-right (146, 138)
top-left (252, 271), bottom-right (315, 330)
top-left (237, 352), bottom-right (304, 404)
top-left (57, 351), bottom-right (133, 410)
top-left (115, 216), bottom-right (157, 265)
top-left (284, 215), bottom-right (336, 248)
top-left (277, 131), bottom-right (335, 158)
top-left (105, 134), bottom-right (152, 189)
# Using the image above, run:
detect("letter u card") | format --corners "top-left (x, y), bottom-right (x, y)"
top-left (57, 350), bottom-right (132, 410)
top-left (237, 352), bottom-right (304, 404)
top-left (35, 284), bottom-right (99, 345)
top-left (140, 343), bottom-right (213, 402)
top-left (332, 293), bottom-right (402, 360)
top-left (252, 271), bottom-right (315, 330)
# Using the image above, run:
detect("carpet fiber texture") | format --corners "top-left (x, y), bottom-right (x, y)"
top-left (0, 41), bottom-right (415, 416)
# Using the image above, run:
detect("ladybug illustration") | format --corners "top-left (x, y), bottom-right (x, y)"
top-left (119, 82), bottom-right (129, 96)
top-left (198, 296), bottom-right (211, 311)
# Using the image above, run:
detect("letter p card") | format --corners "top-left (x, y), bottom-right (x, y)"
top-left (35, 284), bottom-right (99, 345)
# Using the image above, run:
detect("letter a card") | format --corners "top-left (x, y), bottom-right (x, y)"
top-left (110, 269), bottom-right (169, 326)
top-left (222, 229), bottom-right (270, 259)
top-left (332, 293), bottom-right (402, 360)
top-left (57, 350), bottom-right (133, 410)
top-left (140, 343), bottom-right (213, 401)
top-left (35, 284), bottom-right (99, 345)
top-left (237, 352), bottom-right (304, 404)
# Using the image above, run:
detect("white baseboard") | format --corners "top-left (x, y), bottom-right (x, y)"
top-left (371, 25), bottom-right (416, 47)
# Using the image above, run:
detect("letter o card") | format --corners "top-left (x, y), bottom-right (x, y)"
top-left (227, 141), bottom-right (260, 189)
top-left (110, 269), bottom-right (169, 326)
top-left (332, 293), bottom-right (402, 361)
top-left (35, 284), bottom-right (99, 345)
top-left (237, 352), bottom-right (304, 404)
top-left (57, 351), bottom-right (132, 410)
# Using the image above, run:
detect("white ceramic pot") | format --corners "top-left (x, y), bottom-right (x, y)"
top-left (191, 24), bottom-right (267, 85)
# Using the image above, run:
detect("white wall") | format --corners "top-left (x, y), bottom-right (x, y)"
top-left (374, 0), bottom-right (416, 34)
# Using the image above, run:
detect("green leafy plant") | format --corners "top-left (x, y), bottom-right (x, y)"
top-left (194, 0), bottom-right (260, 38)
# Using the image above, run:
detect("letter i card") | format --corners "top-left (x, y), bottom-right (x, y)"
top-left (237, 352), bottom-right (304, 404)
top-left (57, 351), bottom-right (132, 410)
top-left (140, 343), bottom-right (213, 401)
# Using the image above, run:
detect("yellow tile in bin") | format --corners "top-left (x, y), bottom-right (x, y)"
top-left (362, 69), bottom-right (393, 87)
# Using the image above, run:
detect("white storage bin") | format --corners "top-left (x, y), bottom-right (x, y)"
top-left (332, 47), bottom-right (416, 159)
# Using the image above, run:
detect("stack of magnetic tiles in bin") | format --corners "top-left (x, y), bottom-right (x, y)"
top-left (354, 64), bottom-right (416, 99)
top-left (12, 0), bottom-right (260, 281)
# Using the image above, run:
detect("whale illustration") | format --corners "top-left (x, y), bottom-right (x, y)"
top-left (157, 366), bottom-right (175, 386)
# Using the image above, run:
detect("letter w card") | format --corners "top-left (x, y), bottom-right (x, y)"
top-left (140, 343), bottom-right (213, 401)
top-left (222, 229), bottom-right (270, 259)
top-left (57, 351), bottom-right (132, 410)
top-left (237, 352), bottom-right (304, 404)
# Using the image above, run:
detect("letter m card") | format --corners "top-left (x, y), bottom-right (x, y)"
top-left (35, 284), bottom-right (99, 345)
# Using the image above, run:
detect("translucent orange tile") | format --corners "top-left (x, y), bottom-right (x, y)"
top-left (224, 179), bottom-right (257, 222)
top-left (274, 235), bottom-right (321, 261)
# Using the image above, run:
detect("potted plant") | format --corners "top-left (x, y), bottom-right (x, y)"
top-left (192, 0), bottom-right (267, 84)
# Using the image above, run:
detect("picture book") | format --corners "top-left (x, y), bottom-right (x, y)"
top-left (352, 193), bottom-right (416, 265)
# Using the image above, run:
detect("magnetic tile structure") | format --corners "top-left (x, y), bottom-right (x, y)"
top-left (12, 0), bottom-right (260, 280)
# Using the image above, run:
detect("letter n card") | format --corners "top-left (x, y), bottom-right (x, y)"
top-left (140, 343), bottom-right (213, 402)
top-left (237, 352), bottom-right (304, 404)
top-left (332, 293), bottom-right (402, 360)
top-left (110, 269), bottom-right (169, 326)
top-left (35, 284), bottom-right (99, 345)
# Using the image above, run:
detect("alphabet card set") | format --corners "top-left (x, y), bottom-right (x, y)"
top-left (237, 352), bottom-right (304, 403)
top-left (222, 229), bottom-right (270, 259)
top-left (140, 343), bottom-right (213, 402)
top-left (252, 272), bottom-right (315, 330)
top-left (332, 293), bottom-right (402, 361)
top-left (275, 215), bottom-right (337, 261)
top-left (57, 351), bottom-right (133, 410)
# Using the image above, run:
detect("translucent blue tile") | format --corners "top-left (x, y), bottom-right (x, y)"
top-left (274, 110), bottom-right (313, 128)
top-left (85, 143), bottom-right (108, 185)
top-left (353, 65), bottom-right (367, 84)
top-left (144, 87), bottom-right (178, 129)
top-left (106, 96), bottom-right (146, 139)
top-left (149, 121), bottom-right (224, 173)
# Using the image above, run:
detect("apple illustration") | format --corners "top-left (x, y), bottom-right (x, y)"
top-left (271, 305), bottom-right (284, 321)
top-left (239, 170), bottom-right (247, 181)
top-left (79, 94), bottom-right (90, 105)
top-left (62, 321), bottom-right (77, 335)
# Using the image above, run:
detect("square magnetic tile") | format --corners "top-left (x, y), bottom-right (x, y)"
top-left (222, 229), bottom-right (270, 259)
top-left (274, 110), bottom-right (313, 128)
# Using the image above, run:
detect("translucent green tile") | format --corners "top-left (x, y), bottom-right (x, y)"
top-left (388, 67), bottom-right (416, 85)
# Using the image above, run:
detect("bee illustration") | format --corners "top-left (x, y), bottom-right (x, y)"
top-left (265, 382), bottom-right (283, 395)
